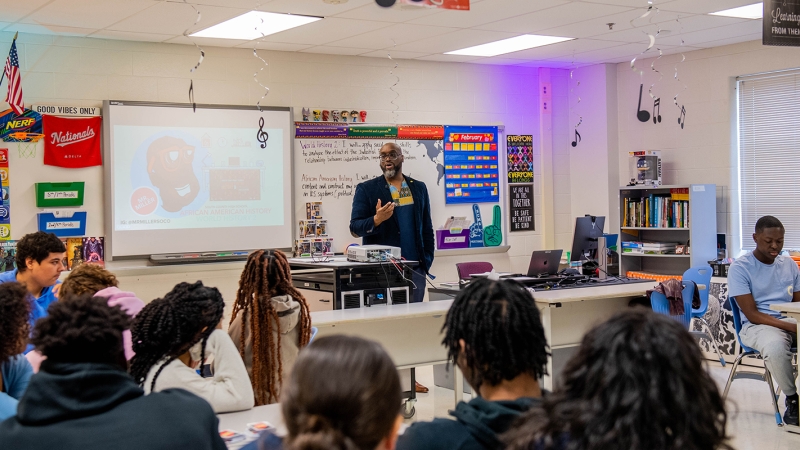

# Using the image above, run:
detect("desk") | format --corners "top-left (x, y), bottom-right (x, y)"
top-left (217, 404), bottom-right (284, 449)
top-left (770, 302), bottom-right (800, 435)
top-left (289, 257), bottom-right (418, 310)
top-left (311, 302), bottom-right (464, 409)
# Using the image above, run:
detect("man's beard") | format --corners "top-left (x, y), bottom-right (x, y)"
top-left (383, 168), bottom-right (396, 178)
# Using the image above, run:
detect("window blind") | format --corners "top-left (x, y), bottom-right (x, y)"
top-left (738, 71), bottom-right (800, 250)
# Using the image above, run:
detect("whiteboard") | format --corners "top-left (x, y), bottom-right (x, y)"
top-left (294, 131), bottom-right (507, 253)
top-left (103, 101), bottom-right (293, 259)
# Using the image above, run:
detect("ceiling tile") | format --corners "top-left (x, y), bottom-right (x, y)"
top-left (469, 57), bottom-right (529, 65)
top-left (255, 0), bottom-right (374, 16)
top-left (260, 18), bottom-right (390, 46)
top-left (0, 1), bottom-right (53, 23)
top-left (4, 23), bottom-right (94, 37)
top-left (475, 2), bottom-right (634, 34)
top-left (415, 54), bottom-right (480, 63)
top-left (498, 38), bottom-right (615, 60)
top-left (690, 33), bottom-right (761, 49)
top-left (333, 2), bottom-right (444, 23)
top-left (653, 18), bottom-right (762, 46)
top-left (325, 23), bottom-right (458, 50)
top-left (234, 41), bottom-right (314, 52)
top-left (86, 30), bottom-right (172, 42)
top-left (592, 13), bottom-right (750, 44)
top-left (391, 28), bottom-right (517, 53)
top-left (108, 2), bottom-right (247, 35)
top-left (22, 0), bottom-right (159, 30)
top-left (661, 0), bottom-right (760, 14)
top-left (581, 0), bottom-right (677, 6)
top-left (164, 35), bottom-right (249, 48)
top-left (299, 45), bottom-right (374, 56)
top-left (359, 49), bottom-right (431, 59)
top-left (406, 0), bottom-right (570, 28)
top-left (538, 8), bottom-right (685, 41)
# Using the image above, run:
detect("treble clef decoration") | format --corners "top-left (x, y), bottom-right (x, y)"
top-left (256, 117), bottom-right (269, 149)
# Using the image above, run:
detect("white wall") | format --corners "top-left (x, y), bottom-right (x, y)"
top-left (615, 39), bottom-right (800, 255)
top-left (0, 30), bottom-right (576, 297)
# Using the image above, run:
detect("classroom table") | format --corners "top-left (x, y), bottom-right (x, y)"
top-left (770, 302), bottom-right (800, 435)
top-left (217, 404), bottom-right (284, 449)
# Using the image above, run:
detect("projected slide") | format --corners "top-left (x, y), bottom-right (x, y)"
top-left (113, 126), bottom-right (284, 231)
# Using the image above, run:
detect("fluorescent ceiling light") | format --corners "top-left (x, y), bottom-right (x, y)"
top-left (445, 35), bottom-right (574, 57)
top-left (709, 3), bottom-right (762, 19)
top-left (190, 11), bottom-right (322, 40)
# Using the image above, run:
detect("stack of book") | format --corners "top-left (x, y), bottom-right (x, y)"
top-left (622, 191), bottom-right (689, 228)
top-left (621, 241), bottom-right (678, 254)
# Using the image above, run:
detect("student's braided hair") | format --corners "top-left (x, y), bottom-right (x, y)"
top-left (230, 249), bottom-right (312, 405)
top-left (129, 281), bottom-right (224, 391)
top-left (441, 278), bottom-right (550, 391)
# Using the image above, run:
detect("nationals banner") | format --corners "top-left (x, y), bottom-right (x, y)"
top-left (43, 115), bottom-right (102, 168)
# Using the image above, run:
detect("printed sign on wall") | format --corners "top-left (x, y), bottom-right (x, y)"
top-left (0, 149), bottom-right (10, 240)
top-left (443, 126), bottom-right (499, 204)
top-left (763, 1), bottom-right (800, 46)
top-left (509, 184), bottom-right (534, 232)
top-left (507, 135), bottom-right (533, 184)
top-left (43, 115), bottom-right (102, 168)
top-left (0, 109), bottom-right (43, 143)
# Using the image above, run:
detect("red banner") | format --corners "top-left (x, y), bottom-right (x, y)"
top-left (398, 0), bottom-right (470, 10)
top-left (397, 125), bottom-right (444, 140)
top-left (43, 115), bottom-right (102, 168)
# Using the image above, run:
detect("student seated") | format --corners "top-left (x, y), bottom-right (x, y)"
top-left (504, 309), bottom-right (731, 450)
top-left (228, 249), bottom-right (312, 405)
top-left (27, 264), bottom-right (145, 372)
top-left (242, 335), bottom-right (402, 450)
top-left (130, 281), bottom-right (254, 413)
top-left (728, 215), bottom-right (799, 426)
top-left (0, 231), bottom-right (66, 335)
top-left (0, 283), bottom-right (34, 420)
top-left (397, 278), bottom-right (549, 450)
top-left (0, 295), bottom-right (226, 450)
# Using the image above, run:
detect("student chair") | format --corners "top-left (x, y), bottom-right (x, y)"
top-left (723, 297), bottom-right (789, 426)
top-left (308, 327), bottom-right (318, 345)
top-left (683, 266), bottom-right (726, 366)
top-left (455, 262), bottom-right (494, 281)
top-left (649, 283), bottom-right (693, 329)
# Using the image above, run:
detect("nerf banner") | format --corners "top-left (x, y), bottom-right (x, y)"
top-left (43, 115), bottom-right (102, 168)
top-left (0, 108), bottom-right (43, 143)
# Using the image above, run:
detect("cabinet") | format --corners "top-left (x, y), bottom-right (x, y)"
top-left (619, 184), bottom-right (717, 276)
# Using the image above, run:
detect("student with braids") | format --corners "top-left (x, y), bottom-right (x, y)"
top-left (130, 281), bottom-right (254, 413)
top-left (27, 263), bottom-right (145, 372)
top-left (396, 278), bottom-right (549, 450)
top-left (503, 309), bottom-right (732, 450)
top-left (228, 249), bottom-right (312, 405)
top-left (0, 283), bottom-right (34, 420)
top-left (241, 335), bottom-right (403, 450)
top-left (0, 294), bottom-right (226, 450)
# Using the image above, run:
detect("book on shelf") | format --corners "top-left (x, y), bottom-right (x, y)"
top-left (670, 187), bottom-right (689, 201)
top-left (622, 248), bottom-right (644, 254)
top-left (622, 195), bottom-right (690, 228)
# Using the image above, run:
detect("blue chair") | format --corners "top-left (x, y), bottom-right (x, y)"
top-left (684, 266), bottom-right (726, 366)
top-left (722, 297), bottom-right (784, 426)
top-left (650, 282), bottom-right (693, 329)
top-left (308, 326), bottom-right (318, 344)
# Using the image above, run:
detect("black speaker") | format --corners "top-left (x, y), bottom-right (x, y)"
top-left (376, 0), bottom-right (396, 7)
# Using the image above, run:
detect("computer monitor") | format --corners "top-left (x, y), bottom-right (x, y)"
top-left (570, 215), bottom-right (605, 262)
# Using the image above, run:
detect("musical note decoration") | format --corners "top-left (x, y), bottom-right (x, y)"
top-left (571, 130), bottom-right (581, 147)
top-left (678, 105), bottom-right (686, 129)
top-left (673, 17), bottom-right (688, 131)
top-left (652, 98), bottom-right (661, 124)
top-left (636, 84), bottom-right (650, 123)
top-left (256, 117), bottom-right (269, 149)
top-left (569, 64), bottom-right (582, 148)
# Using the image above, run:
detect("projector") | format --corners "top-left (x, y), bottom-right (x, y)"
top-left (347, 245), bottom-right (401, 262)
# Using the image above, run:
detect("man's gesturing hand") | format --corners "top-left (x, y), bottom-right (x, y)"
top-left (374, 199), bottom-right (395, 227)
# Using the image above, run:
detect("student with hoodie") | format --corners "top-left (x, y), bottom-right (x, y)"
top-left (0, 294), bottom-right (226, 450)
top-left (0, 283), bottom-right (34, 420)
top-left (396, 278), bottom-right (550, 450)
top-left (229, 249), bottom-right (312, 405)
top-left (26, 263), bottom-right (145, 372)
top-left (130, 281), bottom-right (255, 413)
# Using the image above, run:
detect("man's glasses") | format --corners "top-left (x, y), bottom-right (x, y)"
top-left (379, 152), bottom-right (401, 161)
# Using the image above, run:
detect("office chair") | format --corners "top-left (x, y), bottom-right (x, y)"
top-left (723, 297), bottom-right (793, 426)
top-left (684, 266), bottom-right (726, 366)
top-left (455, 261), bottom-right (493, 281)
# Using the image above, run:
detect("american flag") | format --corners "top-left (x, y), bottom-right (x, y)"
top-left (3, 40), bottom-right (23, 116)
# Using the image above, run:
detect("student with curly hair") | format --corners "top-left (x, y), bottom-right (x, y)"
top-left (396, 278), bottom-right (549, 450)
top-left (241, 335), bottom-right (403, 450)
top-left (0, 283), bottom-right (33, 420)
top-left (27, 264), bottom-right (145, 372)
top-left (504, 309), bottom-right (732, 450)
top-left (0, 231), bottom-right (66, 333)
top-left (130, 281), bottom-right (254, 413)
top-left (228, 249), bottom-right (312, 405)
top-left (0, 294), bottom-right (226, 450)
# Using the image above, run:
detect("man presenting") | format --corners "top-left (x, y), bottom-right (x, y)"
top-left (728, 215), bottom-right (799, 426)
top-left (350, 143), bottom-right (435, 304)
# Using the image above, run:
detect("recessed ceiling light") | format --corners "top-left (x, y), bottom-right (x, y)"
top-left (444, 35), bottom-right (574, 57)
top-left (709, 3), bottom-right (762, 19)
top-left (190, 11), bottom-right (322, 40)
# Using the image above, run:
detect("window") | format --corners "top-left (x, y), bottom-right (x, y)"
top-left (737, 70), bottom-right (800, 250)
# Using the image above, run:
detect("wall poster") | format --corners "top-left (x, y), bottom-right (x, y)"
top-left (443, 125), bottom-right (499, 204)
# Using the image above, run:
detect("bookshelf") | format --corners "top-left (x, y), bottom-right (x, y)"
top-left (619, 184), bottom-right (717, 276)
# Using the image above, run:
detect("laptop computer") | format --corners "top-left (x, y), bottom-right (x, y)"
top-left (526, 249), bottom-right (563, 277)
